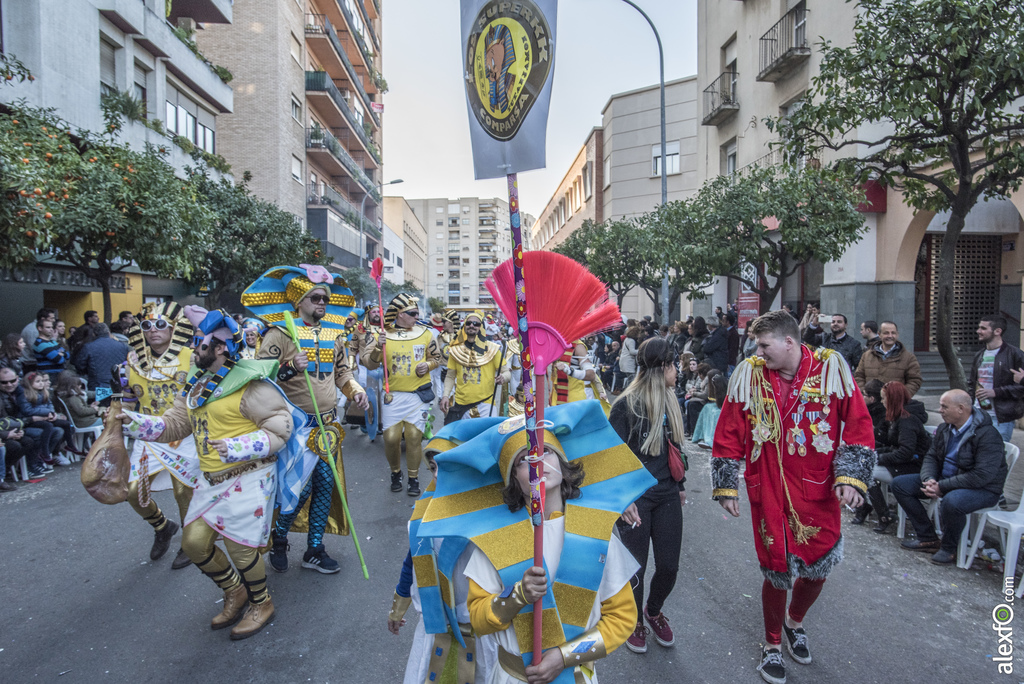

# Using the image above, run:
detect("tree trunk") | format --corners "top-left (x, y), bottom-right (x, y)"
top-left (935, 209), bottom-right (968, 390)
top-left (756, 282), bottom-right (781, 315)
top-left (99, 268), bottom-right (113, 324)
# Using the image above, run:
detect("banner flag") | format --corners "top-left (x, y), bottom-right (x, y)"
top-left (460, 0), bottom-right (557, 180)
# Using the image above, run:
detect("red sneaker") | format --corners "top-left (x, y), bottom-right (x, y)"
top-left (644, 607), bottom-right (675, 647)
top-left (625, 621), bottom-right (648, 653)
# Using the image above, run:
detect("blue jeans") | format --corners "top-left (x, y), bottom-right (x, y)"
top-left (992, 419), bottom-right (1015, 442)
top-left (891, 474), bottom-right (1000, 553)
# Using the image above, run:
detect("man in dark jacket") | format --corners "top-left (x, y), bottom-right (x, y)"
top-left (968, 314), bottom-right (1024, 442)
top-left (724, 313), bottom-right (740, 377)
top-left (73, 323), bottom-right (129, 395)
top-left (803, 313), bottom-right (863, 370)
top-left (891, 390), bottom-right (1007, 565)
top-left (700, 318), bottom-right (729, 373)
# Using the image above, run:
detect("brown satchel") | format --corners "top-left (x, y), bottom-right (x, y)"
top-left (81, 399), bottom-right (131, 504)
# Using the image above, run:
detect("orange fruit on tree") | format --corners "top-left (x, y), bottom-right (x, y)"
top-left (44, 213), bottom-right (52, 219)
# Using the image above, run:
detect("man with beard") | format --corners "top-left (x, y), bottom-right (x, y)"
top-left (120, 308), bottom-right (304, 640)
top-left (440, 311), bottom-right (509, 424)
top-left (802, 313), bottom-right (863, 372)
top-left (365, 294), bottom-right (440, 496)
top-left (242, 265), bottom-right (368, 576)
top-left (120, 302), bottom-right (201, 568)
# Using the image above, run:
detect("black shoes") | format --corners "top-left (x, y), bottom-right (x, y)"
top-left (872, 516), bottom-right (894, 534)
top-left (171, 548), bottom-right (193, 570)
top-left (783, 625), bottom-right (811, 664)
top-left (930, 549), bottom-right (956, 565)
top-left (757, 647), bottom-right (786, 684)
top-left (0, 480), bottom-right (16, 492)
top-left (390, 471), bottom-right (403, 492)
top-left (301, 544), bottom-right (340, 574)
top-left (851, 504), bottom-right (872, 525)
top-left (150, 520), bottom-right (179, 561)
top-left (901, 537), bottom-right (941, 552)
top-left (269, 532), bottom-right (290, 573)
top-left (407, 477), bottom-right (421, 497)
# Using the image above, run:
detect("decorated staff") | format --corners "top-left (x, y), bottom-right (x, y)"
top-left (370, 257), bottom-right (392, 401)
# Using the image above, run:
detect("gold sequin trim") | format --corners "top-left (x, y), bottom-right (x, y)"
top-left (575, 444), bottom-right (644, 487)
top-left (834, 476), bottom-right (867, 493)
top-left (471, 520), bottom-right (533, 571)
top-left (759, 519), bottom-right (775, 550)
top-left (422, 482), bottom-right (505, 522)
top-left (552, 582), bottom-right (597, 629)
top-left (713, 488), bottom-right (739, 498)
top-left (564, 506), bottom-right (621, 541)
top-left (412, 555), bottom-right (438, 588)
top-left (513, 607), bottom-right (565, 653)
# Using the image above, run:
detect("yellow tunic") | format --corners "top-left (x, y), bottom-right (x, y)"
top-left (446, 340), bottom-right (509, 406)
top-left (127, 346), bottom-right (192, 416)
top-left (378, 326), bottom-right (440, 393)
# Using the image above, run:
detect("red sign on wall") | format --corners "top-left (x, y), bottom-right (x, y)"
top-left (737, 262), bottom-right (760, 329)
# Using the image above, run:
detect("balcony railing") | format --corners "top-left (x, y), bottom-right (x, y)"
top-left (307, 183), bottom-right (381, 239)
top-left (702, 71), bottom-right (740, 126)
top-left (758, 2), bottom-right (810, 82)
top-left (304, 14), bottom-right (379, 127)
top-left (305, 126), bottom-right (380, 201)
top-left (336, 0), bottom-right (375, 70)
top-left (305, 71), bottom-right (379, 164)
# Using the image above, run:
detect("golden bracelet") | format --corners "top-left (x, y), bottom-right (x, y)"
top-left (389, 592), bottom-right (412, 623)
top-left (490, 581), bottom-right (529, 625)
top-left (559, 627), bottom-right (607, 668)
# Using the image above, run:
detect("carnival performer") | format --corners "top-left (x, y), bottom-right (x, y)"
top-left (241, 265), bottom-right (369, 576)
top-left (415, 402), bottom-right (654, 684)
top-left (548, 340), bottom-right (611, 415)
top-left (119, 307), bottom-right (305, 640)
top-left (364, 294), bottom-right (441, 496)
top-left (710, 310), bottom-right (875, 684)
top-left (440, 310), bottom-right (510, 424)
top-left (433, 309), bottom-right (460, 402)
top-left (354, 304), bottom-right (385, 440)
top-left (239, 318), bottom-right (266, 360)
top-left (120, 301), bottom-right (201, 569)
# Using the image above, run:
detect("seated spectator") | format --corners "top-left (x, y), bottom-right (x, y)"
top-left (692, 370), bottom-right (726, 449)
top-left (683, 363), bottom-right (712, 436)
top-left (0, 333), bottom-right (26, 378)
top-left (675, 353), bottom-right (697, 405)
top-left (602, 340), bottom-right (620, 391)
top-left (20, 372), bottom-right (77, 465)
top-left (0, 367), bottom-right (53, 477)
top-left (32, 315), bottom-right (69, 379)
top-left (74, 323), bottom-right (130, 394)
top-left (855, 381), bottom-right (930, 533)
top-left (861, 379), bottom-right (887, 445)
top-left (54, 371), bottom-right (104, 429)
top-left (0, 406), bottom-right (33, 489)
top-left (854, 321), bottom-right (923, 395)
top-left (891, 389), bottom-right (1007, 565)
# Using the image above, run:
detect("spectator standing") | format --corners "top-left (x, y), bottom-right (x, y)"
top-left (83, 310), bottom-right (100, 327)
top-left (610, 338), bottom-right (687, 654)
top-left (859, 320), bottom-right (880, 347)
top-left (21, 308), bottom-right (55, 354)
top-left (108, 320), bottom-right (130, 345)
top-left (725, 313), bottom-right (740, 376)
top-left (73, 323), bottom-right (130, 394)
top-left (861, 379), bottom-right (888, 445)
top-left (68, 324), bottom-right (96, 365)
top-left (602, 340), bottom-right (620, 391)
top-left (742, 328), bottom-right (758, 360)
top-left (803, 314), bottom-right (864, 370)
top-left (854, 321), bottom-right (922, 395)
top-left (701, 318), bottom-right (729, 373)
top-left (684, 316), bottom-right (709, 362)
top-left (619, 327), bottom-right (640, 389)
top-left (967, 314), bottom-right (1024, 442)
top-left (683, 363), bottom-right (711, 436)
top-left (891, 389), bottom-right (1007, 565)
top-left (32, 316), bottom-right (69, 379)
top-left (0, 334), bottom-right (27, 377)
top-left (118, 310), bottom-right (135, 329)
top-left (798, 302), bottom-right (820, 335)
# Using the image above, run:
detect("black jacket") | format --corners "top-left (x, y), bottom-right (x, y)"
top-left (726, 326), bottom-right (740, 366)
top-left (876, 399), bottom-right (931, 476)
top-left (803, 328), bottom-right (863, 370)
top-left (701, 327), bottom-right (729, 373)
top-left (967, 343), bottom-right (1024, 424)
top-left (609, 398), bottom-right (685, 495)
top-left (920, 408), bottom-right (1008, 496)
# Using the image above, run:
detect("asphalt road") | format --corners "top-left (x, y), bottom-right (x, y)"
top-left (0, 426), bottom-right (1013, 684)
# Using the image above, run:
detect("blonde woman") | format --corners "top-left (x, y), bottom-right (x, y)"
top-left (609, 337), bottom-right (688, 655)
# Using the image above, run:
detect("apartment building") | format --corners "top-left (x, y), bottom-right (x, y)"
top-left (0, 0), bottom-right (233, 328)
top-left (697, 0), bottom-right (1024, 352)
top-left (383, 197), bottom-right (428, 293)
top-left (199, 0), bottom-right (385, 270)
top-left (531, 77), bottom-right (699, 320)
top-left (405, 198), bottom-right (534, 310)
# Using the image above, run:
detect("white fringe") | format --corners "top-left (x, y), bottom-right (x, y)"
top-left (726, 357), bottom-right (756, 409)
top-left (817, 349), bottom-right (855, 399)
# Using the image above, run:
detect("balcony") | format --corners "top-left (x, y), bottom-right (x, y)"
top-left (305, 71), bottom-right (380, 167)
top-left (334, 0), bottom-right (375, 72)
top-left (702, 71), bottom-right (740, 126)
top-left (306, 127), bottom-right (380, 202)
top-left (307, 183), bottom-right (380, 239)
top-left (757, 2), bottom-right (810, 82)
top-left (167, 0), bottom-right (232, 24)
top-left (303, 14), bottom-right (378, 128)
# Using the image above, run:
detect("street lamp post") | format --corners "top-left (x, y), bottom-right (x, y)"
top-left (360, 178), bottom-right (403, 269)
top-left (617, 0), bottom-right (670, 322)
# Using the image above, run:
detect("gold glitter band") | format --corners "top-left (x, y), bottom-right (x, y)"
top-left (834, 476), bottom-right (867, 494)
top-left (552, 582), bottom-right (597, 629)
top-left (422, 482), bottom-right (505, 522)
top-left (558, 627), bottom-right (607, 667)
top-left (412, 554), bottom-right (437, 588)
top-left (713, 488), bottom-right (739, 498)
top-left (472, 519), bottom-right (533, 571)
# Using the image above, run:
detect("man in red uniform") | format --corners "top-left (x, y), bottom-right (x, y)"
top-left (711, 310), bottom-right (875, 684)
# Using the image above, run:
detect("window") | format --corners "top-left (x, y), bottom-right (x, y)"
top-left (290, 33), bottom-right (302, 64)
top-left (582, 163), bottom-right (592, 199)
top-left (100, 39), bottom-right (117, 96)
top-left (166, 101), bottom-right (177, 134)
top-left (448, 203), bottom-right (460, 214)
top-left (436, 233), bottom-right (443, 239)
top-left (462, 205), bottom-right (471, 214)
top-left (723, 140), bottom-right (737, 176)
top-left (449, 218), bottom-right (459, 227)
top-left (603, 156), bottom-right (611, 188)
top-left (652, 142), bottom-right (680, 176)
top-left (133, 64), bottom-right (148, 115)
top-left (383, 247), bottom-right (391, 260)
top-left (461, 218), bottom-right (469, 225)
top-left (435, 220), bottom-right (443, 226)
top-left (291, 155), bottom-right (303, 183)
top-left (198, 124), bottom-right (215, 153)
top-left (435, 206), bottom-right (444, 213)
top-left (177, 106), bottom-right (196, 144)
top-left (396, 257), bottom-right (403, 267)
top-left (291, 96), bottom-right (302, 122)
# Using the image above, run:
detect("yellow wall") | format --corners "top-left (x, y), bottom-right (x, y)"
top-left (44, 278), bottom-right (143, 332)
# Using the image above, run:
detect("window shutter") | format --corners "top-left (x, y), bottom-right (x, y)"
top-left (134, 63), bottom-right (147, 89)
top-left (100, 40), bottom-right (116, 88)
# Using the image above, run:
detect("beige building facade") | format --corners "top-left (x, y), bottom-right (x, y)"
top-left (697, 0), bottom-right (1023, 351)
top-left (405, 198), bottom-right (533, 310)
top-left (383, 196), bottom-right (428, 293)
top-left (200, 0), bottom-right (385, 271)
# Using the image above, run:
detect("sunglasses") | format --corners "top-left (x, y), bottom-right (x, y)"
top-left (402, 310), bottom-right (419, 317)
top-left (307, 295), bottom-right (330, 304)
top-left (140, 319), bottom-right (170, 331)
top-left (465, 321), bottom-right (480, 327)
top-left (0, 379), bottom-right (18, 385)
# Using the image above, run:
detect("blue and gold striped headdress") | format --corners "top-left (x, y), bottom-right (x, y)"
top-left (240, 264), bottom-right (357, 330)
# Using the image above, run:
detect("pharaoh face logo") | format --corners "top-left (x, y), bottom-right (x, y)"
top-left (466, 0), bottom-right (552, 141)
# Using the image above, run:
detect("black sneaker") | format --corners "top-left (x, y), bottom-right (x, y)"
top-left (0, 480), bottom-right (16, 492)
top-left (390, 471), bottom-right (403, 492)
top-left (757, 646), bottom-right (786, 684)
top-left (407, 477), bottom-right (421, 497)
top-left (269, 533), bottom-right (290, 573)
top-left (150, 520), bottom-right (179, 561)
top-left (40, 463), bottom-right (54, 474)
top-left (27, 467), bottom-right (47, 479)
top-left (301, 544), bottom-right (340, 574)
top-left (783, 625), bottom-right (811, 664)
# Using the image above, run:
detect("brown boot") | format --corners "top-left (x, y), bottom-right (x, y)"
top-left (210, 584), bottom-right (248, 630)
top-left (230, 597), bottom-right (276, 640)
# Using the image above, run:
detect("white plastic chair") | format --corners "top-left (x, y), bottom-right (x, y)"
top-left (72, 422), bottom-right (103, 453)
top-left (965, 493), bottom-right (1024, 598)
top-left (8, 456), bottom-right (28, 482)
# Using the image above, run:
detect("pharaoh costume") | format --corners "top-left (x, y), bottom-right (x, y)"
top-left (352, 305), bottom-right (384, 441)
top-left (121, 301), bottom-right (201, 567)
top-left (365, 294), bottom-right (441, 495)
top-left (443, 311), bottom-right (510, 424)
top-left (418, 402), bottom-right (655, 684)
top-left (432, 309), bottom-right (460, 404)
top-left (241, 265), bottom-right (365, 574)
top-left (548, 341), bottom-right (611, 416)
top-left (711, 347), bottom-right (875, 649)
top-left (122, 308), bottom-right (306, 640)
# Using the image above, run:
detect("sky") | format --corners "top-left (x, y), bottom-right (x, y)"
top-left (381, 0), bottom-right (699, 218)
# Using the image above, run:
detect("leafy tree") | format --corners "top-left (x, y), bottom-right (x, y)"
top-left (692, 165), bottom-right (866, 315)
top-left (773, 0), bottom-right (1024, 389)
top-left (427, 297), bottom-right (446, 314)
top-left (187, 171), bottom-right (328, 310)
top-left (554, 218), bottom-right (655, 310)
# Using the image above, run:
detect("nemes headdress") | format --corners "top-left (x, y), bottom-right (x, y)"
top-left (127, 301), bottom-right (193, 371)
top-left (240, 264), bottom-right (357, 330)
top-left (384, 293), bottom-right (419, 329)
top-left (443, 309), bottom-right (461, 325)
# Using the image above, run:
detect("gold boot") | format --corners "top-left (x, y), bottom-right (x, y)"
top-left (211, 584), bottom-right (248, 630)
top-left (230, 597), bottom-right (276, 640)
